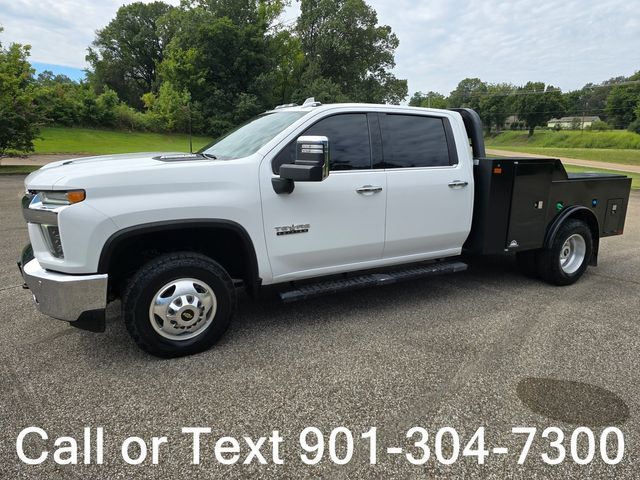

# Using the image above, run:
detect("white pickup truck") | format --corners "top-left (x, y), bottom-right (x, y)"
top-left (19, 100), bottom-right (631, 357)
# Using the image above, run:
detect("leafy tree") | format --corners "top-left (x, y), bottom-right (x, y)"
top-left (142, 82), bottom-right (198, 132)
top-left (409, 91), bottom-right (427, 106)
top-left (606, 71), bottom-right (640, 128)
top-left (563, 79), bottom-right (619, 119)
top-left (86, 1), bottom-right (177, 108)
top-left (296, 0), bottom-right (407, 104)
top-left (0, 28), bottom-right (41, 154)
top-left (160, 1), bottom-right (288, 135)
top-left (291, 63), bottom-right (350, 104)
top-left (588, 119), bottom-right (611, 131)
top-left (185, 0), bottom-right (285, 25)
top-left (260, 30), bottom-right (306, 106)
top-left (34, 71), bottom-right (83, 126)
top-left (447, 78), bottom-right (487, 111)
top-left (513, 82), bottom-right (564, 136)
top-left (478, 83), bottom-right (515, 133)
top-left (409, 91), bottom-right (447, 108)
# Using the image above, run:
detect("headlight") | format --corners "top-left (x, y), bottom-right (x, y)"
top-left (39, 190), bottom-right (86, 206)
top-left (23, 189), bottom-right (85, 259)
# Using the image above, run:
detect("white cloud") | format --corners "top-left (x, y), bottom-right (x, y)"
top-left (1, 0), bottom-right (638, 95)
top-left (366, 0), bottom-right (640, 94)
top-left (0, 0), bottom-right (179, 67)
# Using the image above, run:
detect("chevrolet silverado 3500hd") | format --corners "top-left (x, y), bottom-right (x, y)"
top-left (18, 101), bottom-right (632, 357)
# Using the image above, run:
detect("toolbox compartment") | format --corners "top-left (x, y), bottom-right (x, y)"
top-left (464, 157), bottom-right (632, 255)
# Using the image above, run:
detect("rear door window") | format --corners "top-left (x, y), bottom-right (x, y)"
top-left (381, 114), bottom-right (453, 168)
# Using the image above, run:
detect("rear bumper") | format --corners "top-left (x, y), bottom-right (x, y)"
top-left (19, 254), bottom-right (108, 331)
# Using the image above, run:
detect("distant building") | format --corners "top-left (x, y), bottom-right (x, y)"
top-left (547, 116), bottom-right (601, 130)
top-left (504, 115), bottom-right (520, 129)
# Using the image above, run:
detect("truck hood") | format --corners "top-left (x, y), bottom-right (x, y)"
top-left (24, 152), bottom-right (203, 190)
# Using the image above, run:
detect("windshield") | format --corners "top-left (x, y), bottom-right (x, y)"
top-left (199, 111), bottom-right (308, 159)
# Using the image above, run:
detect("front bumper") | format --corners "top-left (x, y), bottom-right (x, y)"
top-left (19, 254), bottom-right (108, 332)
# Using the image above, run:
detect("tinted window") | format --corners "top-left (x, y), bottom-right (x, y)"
top-left (382, 115), bottom-right (452, 168)
top-left (273, 114), bottom-right (371, 173)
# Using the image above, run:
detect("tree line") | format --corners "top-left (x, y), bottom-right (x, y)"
top-left (0, 0), bottom-right (407, 154)
top-left (410, 75), bottom-right (640, 136)
top-left (1, 0), bottom-right (640, 155)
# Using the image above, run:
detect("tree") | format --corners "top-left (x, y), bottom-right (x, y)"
top-left (605, 71), bottom-right (640, 129)
top-left (513, 82), bottom-right (564, 136)
top-left (447, 78), bottom-right (487, 111)
top-left (296, 0), bottom-right (407, 104)
top-left (409, 91), bottom-right (447, 108)
top-left (409, 91), bottom-right (427, 106)
top-left (33, 71), bottom-right (83, 126)
top-left (160, 1), bottom-right (288, 135)
top-left (478, 83), bottom-right (515, 133)
top-left (0, 28), bottom-right (41, 154)
top-left (86, 2), bottom-right (176, 108)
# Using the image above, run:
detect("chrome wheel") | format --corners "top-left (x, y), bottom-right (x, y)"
top-left (148, 278), bottom-right (217, 341)
top-left (559, 234), bottom-right (586, 275)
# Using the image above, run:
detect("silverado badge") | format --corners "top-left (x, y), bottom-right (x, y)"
top-left (275, 224), bottom-right (310, 236)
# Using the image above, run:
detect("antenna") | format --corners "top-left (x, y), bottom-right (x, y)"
top-left (188, 102), bottom-right (193, 153)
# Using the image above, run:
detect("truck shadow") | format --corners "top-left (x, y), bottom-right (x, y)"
top-left (96, 253), bottom-right (535, 358)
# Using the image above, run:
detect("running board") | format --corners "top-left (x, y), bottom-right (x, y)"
top-left (279, 261), bottom-right (468, 303)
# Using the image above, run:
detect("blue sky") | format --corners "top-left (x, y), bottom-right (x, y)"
top-left (1, 0), bottom-right (639, 96)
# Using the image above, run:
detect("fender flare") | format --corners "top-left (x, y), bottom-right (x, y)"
top-left (544, 206), bottom-right (600, 266)
top-left (97, 219), bottom-right (261, 290)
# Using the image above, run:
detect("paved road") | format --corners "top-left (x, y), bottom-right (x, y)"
top-left (1, 175), bottom-right (639, 478)
top-left (0, 154), bottom-right (93, 166)
top-left (487, 148), bottom-right (640, 174)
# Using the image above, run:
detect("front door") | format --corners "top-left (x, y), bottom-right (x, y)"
top-left (260, 113), bottom-right (386, 281)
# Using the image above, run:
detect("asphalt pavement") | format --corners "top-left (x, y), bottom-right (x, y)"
top-left (1, 174), bottom-right (638, 478)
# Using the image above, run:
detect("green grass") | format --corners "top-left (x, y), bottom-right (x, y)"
top-left (27, 127), bottom-right (212, 155)
top-left (486, 146), bottom-right (640, 166)
top-left (563, 165), bottom-right (640, 190)
top-left (0, 165), bottom-right (40, 174)
top-left (486, 129), bottom-right (640, 150)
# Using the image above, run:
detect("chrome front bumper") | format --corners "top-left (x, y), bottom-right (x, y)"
top-left (20, 256), bottom-right (108, 331)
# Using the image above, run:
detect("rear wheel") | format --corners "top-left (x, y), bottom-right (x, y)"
top-left (122, 252), bottom-right (236, 357)
top-left (536, 219), bottom-right (593, 286)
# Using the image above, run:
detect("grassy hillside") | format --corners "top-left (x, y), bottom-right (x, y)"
top-left (28, 127), bottom-right (213, 155)
top-left (486, 130), bottom-right (640, 150)
top-left (486, 146), bottom-right (640, 166)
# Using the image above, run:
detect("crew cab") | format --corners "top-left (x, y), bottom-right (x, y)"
top-left (18, 100), bottom-right (632, 357)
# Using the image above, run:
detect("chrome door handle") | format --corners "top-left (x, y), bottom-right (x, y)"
top-left (448, 180), bottom-right (469, 189)
top-left (356, 185), bottom-right (383, 194)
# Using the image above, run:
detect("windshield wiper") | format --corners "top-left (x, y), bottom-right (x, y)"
top-left (200, 152), bottom-right (218, 160)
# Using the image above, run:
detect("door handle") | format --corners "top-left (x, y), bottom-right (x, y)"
top-left (356, 185), bottom-right (383, 195)
top-left (448, 180), bottom-right (469, 189)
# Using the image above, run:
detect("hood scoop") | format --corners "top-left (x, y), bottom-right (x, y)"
top-left (153, 153), bottom-right (208, 162)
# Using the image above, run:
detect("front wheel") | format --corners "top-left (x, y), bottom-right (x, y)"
top-left (122, 252), bottom-right (237, 357)
top-left (536, 219), bottom-right (593, 286)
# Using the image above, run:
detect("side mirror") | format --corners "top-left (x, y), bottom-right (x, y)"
top-left (273, 136), bottom-right (330, 194)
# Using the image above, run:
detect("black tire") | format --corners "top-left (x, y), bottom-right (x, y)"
top-left (515, 250), bottom-right (540, 277)
top-left (536, 219), bottom-right (593, 286)
top-left (122, 252), bottom-right (236, 358)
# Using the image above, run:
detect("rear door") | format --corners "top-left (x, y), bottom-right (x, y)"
top-left (260, 113), bottom-right (387, 280)
top-left (381, 113), bottom-right (474, 260)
